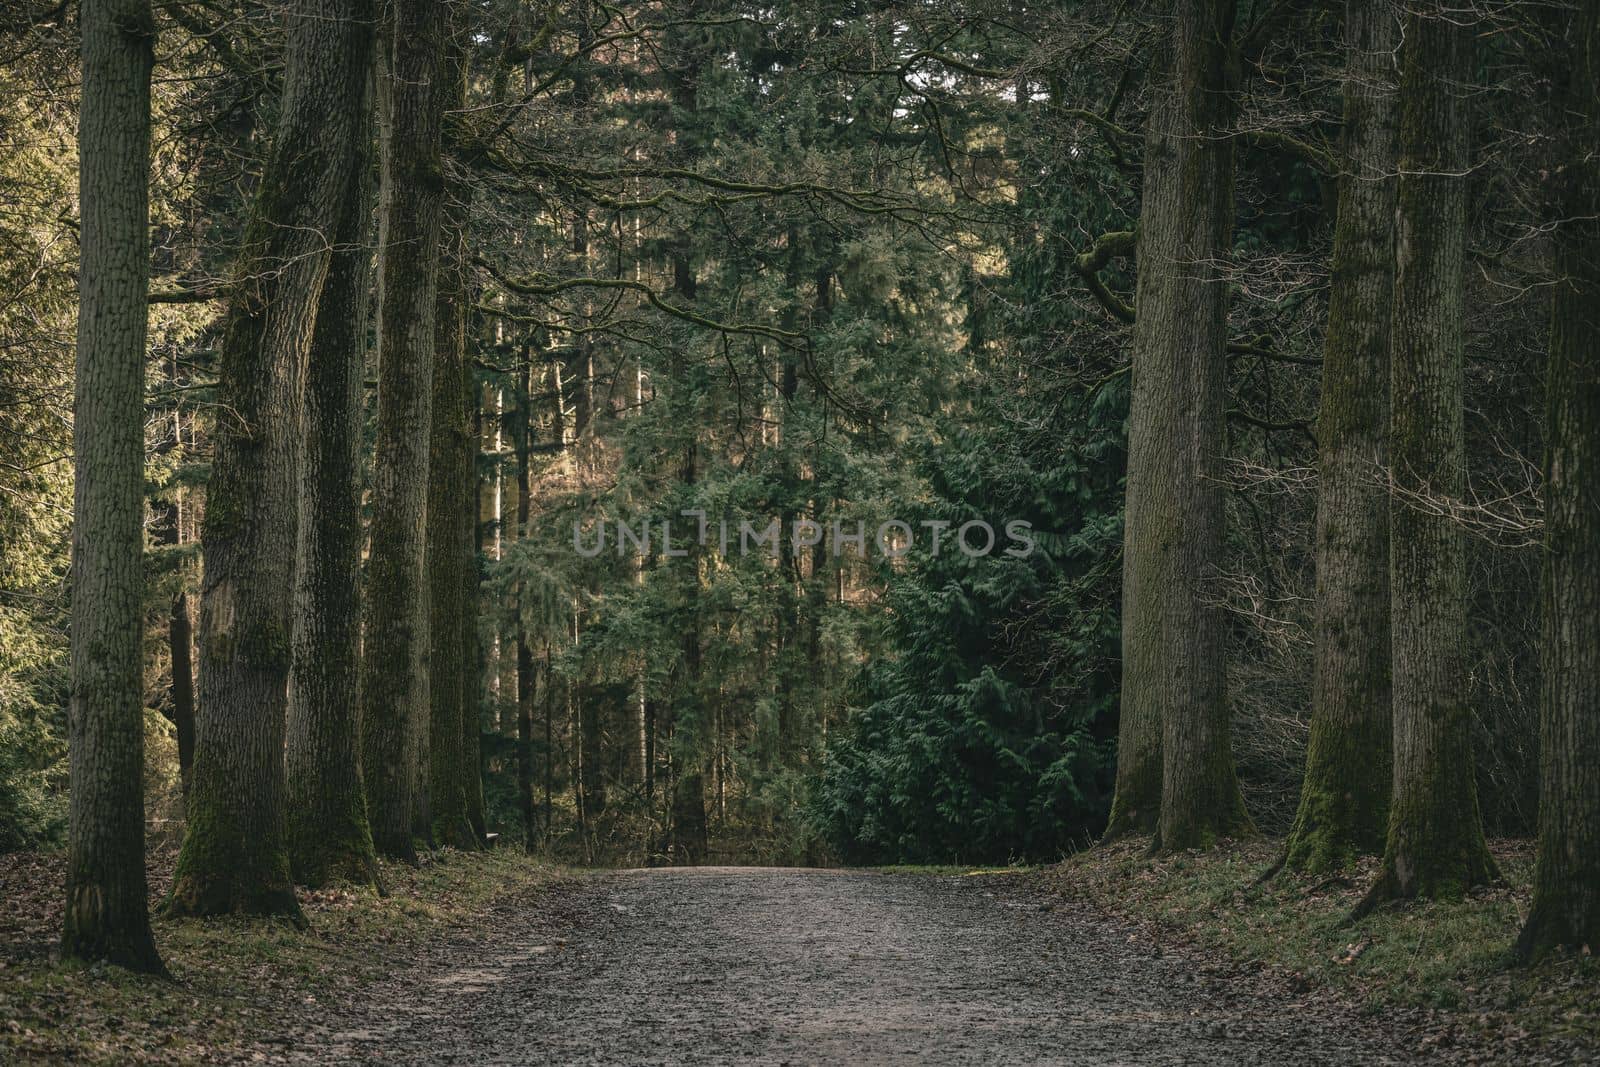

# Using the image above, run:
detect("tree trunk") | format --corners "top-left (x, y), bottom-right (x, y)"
top-left (1515, 0), bottom-right (1600, 962)
top-left (514, 343), bottom-right (538, 849)
top-left (462, 449), bottom-right (487, 839)
top-left (1366, 0), bottom-right (1496, 908)
top-left (1113, 0), bottom-right (1251, 850)
top-left (1282, 0), bottom-right (1397, 873)
top-left (667, 251), bottom-right (708, 864)
top-left (62, 0), bottom-right (164, 973)
top-left (361, 0), bottom-right (447, 863)
top-left (171, 0), bottom-right (371, 919)
top-left (425, 44), bottom-right (476, 848)
top-left (284, 51), bottom-right (379, 891)
top-left (517, 640), bottom-right (536, 852)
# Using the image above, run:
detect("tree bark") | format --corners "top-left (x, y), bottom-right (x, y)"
top-left (361, 0), bottom-right (447, 863)
top-left (425, 32), bottom-right (477, 847)
top-left (284, 50), bottom-right (379, 891)
top-left (514, 344), bottom-right (538, 850)
top-left (1283, 0), bottom-right (1397, 873)
top-left (63, 0), bottom-right (164, 973)
top-left (170, 0), bottom-right (372, 919)
top-left (1364, 0), bottom-right (1496, 908)
top-left (1515, 0), bottom-right (1600, 962)
top-left (1112, 0), bottom-right (1251, 850)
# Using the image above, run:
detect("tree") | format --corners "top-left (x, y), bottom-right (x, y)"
top-left (362, 0), bottom-right (448, 862)
top-left (1361, 0), bottom-right (1496, 910)
top-left (426, 25), bottom-right (478, 847)
top-left (285, 40), bottom-right (379, 891)
top-left (1281, 0), bottom-right (1398, 873)
top-left (1515, 0), bottom-right (1600, 961)
top-left (61, 0), bottom-right (164, 973)
top-left (1114, 0), bottom-right (1252, 850)
top-left (169, 0), bottom-right (374, 919)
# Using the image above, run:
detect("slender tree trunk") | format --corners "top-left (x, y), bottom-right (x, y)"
top-left (1112, 0), bottom-right (1251, 850)
top-left (362, 0), bottom-right (447, 863)
top-left (667, 251), bottom-right (708, 864)
top-left (284, 50), bottom-right (379, 891)
top-left (517, 640), bottom-right (536, 851)
top-left (514, 343), bottom-right (538, 849)
top-left (1363, 1), bottom-right (1496, 909)
top-left (168, 586), bottom-right (195, 798)
top-left (160, 374), bottom-right (196, 799)
top-left (63, 0), bottom-right (164, 973)
top-left (1515, 0), bottom-right (1600, 962)
top-left (171, 0), bottom-right (371, 919)
top-left (1283, 0), bottom-right (1398, 873)
top-left (462, 448), bottom-right (487, 839)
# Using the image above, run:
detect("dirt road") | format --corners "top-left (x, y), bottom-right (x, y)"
top-left (283, 867), bottom-right (1427, 1065)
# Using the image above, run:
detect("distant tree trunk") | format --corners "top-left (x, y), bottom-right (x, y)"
top-left (1282, 0), bottom-right (1397, 873)
top-left (168, 583), bottom-right (195, 797)
top-left (284, 51), bottom-right (379, 891)
top-left (362, 0), bottom-right (447, 863)
top-left (517, 641), bottom-right (536, 852)
top-left (1112, 0), bottom-right (1251, 850)
top-left (171, 0), bottom-right (371, 919)
top-left (462, 454), bottom-right (487, 839)
top-left (668, 251), bottom-right (708, 864)
top-left (161, 372), bottom-right (196, 798)
top-left (1363, 1), bottom-right (1496, 910)
top-left (62, 0), bottom-right (164, 973)
top-left (425, 42), bottom-right (477, 847)
top-left (1516, 0), bottom-right (1600, 963)
top-left (514, 344), bottom-right (538, 850)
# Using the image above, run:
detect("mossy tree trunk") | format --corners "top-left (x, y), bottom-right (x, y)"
top-left (361, 0), bottom-right (447, 863)
top-left (1516, 0), bottom-right (1600, 963)
top-left (285, 39), bottom-right (379, 891)
top-left (1282, 0), bottom-right (1398, 874)
top-left (171, 0), bottom-right (372, 920)
top-left (1113, 0), bottom-right (1252, 850)
top-left (62, 0), bottom-right (164, 974)
top-left (1366, 0), bottom-right (1496, 908)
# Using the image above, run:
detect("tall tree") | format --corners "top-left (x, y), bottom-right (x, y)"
top-left (1281, 0), bottom-right (1398, 872)
top-left (62, 0), bottom-right (164, 973)
top-left (1114, 0), bottom-right (1252, 849)
top-left (1515, 0), bottom-right (1600, 962)
top-left (285, 39), bottom-right (379, 891)
top-left (1361, 0), bottom-right (1496, 909)
top-left (169, 0), bottom-right (372, 918)
top-left (362, 0), bottom-right (448, 862)
top-left (426, 25), bottom-right (477, 847)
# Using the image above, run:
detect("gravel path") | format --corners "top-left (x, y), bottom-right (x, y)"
top-left (284, 867), bottom-right (1427, 1065)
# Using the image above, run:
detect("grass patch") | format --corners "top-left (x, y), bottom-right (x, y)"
top-left (0, 847), bottom-right (561, 1065)
top-left (1037, 838), bottom-right (1600, 1050)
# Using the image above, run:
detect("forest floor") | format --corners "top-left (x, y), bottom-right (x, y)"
top-left (2, 842), bottom-right (1596, 1064)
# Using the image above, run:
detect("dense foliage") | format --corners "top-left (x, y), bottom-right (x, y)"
top-left (0, 0), bottom-right (1580, 877)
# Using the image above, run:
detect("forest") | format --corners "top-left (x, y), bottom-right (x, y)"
top-left (0, 0), bottom-right (1597, 1061)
